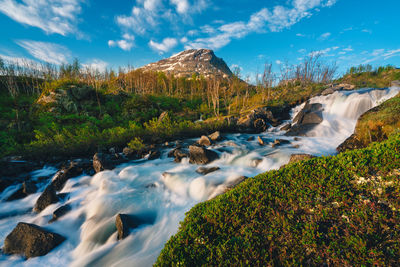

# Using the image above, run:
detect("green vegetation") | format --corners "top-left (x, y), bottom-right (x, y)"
top-left (156, 132), bottom-right (400, 266)
top-left (338, 64), bottom-right (400, 89)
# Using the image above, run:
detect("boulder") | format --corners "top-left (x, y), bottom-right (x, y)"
top-left (321, 87), bottom-right (336, 96)
top-left (247, 136), bottom-right (255, 141)
top-left (51, 163), bottom-right (84, 192)
top-left (208, 131), bottom-right (222, 141)
top-left (251, 159), bottom-right (263, 168)
top-left (286, 101), bottom-right (324, 136)
top-left (34, 185), bottom-right (59, 213)
top-left (122, 147), bottom-right (137, 159)
top-left (168, 148), bottom-right (188, 162)
top-left (3, 222), bottom-right (65, 258)
top-left (271, 139), bottom-right (291, 148)
top-left (253, 118), bottom-right (268, 132)
top-left (6, 181), bottom-right (37, 201)
top-left (198, 135), bottom-right (212, 146)
top-left (148, 150), bottom-right (161, 160)
top-left (189, 145), bottom-right (219, 165)
top-left (225, 176), bottom-right (248, 191)
top-left (336, 133), bottom-right (364, 152)
top-left (237, 107), bottom-right (273, 133)
top-left (116, 214), bottom-right (140, 240)
top-left (293, 102), bottom-right (323, 125)
top-left (49, 204), bottom-right (72, 223)
top-left (196, 166), bottom-right (220, 175)
top-left (93, 153), bottom-right (117, 173)
top-left (285, 124), bottom-right (318, 137)
top-left (280, 124), bottom-right (291, 131)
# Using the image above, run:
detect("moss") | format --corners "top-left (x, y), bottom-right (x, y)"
top-left (156, 133), bottom-right (400, 266)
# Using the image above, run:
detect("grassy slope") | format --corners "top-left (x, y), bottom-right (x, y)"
top-left (337, 68), bottom-right (400, 89)
top-left (156, 132), bottom-right (400, 266)
top-left (338, 93), bottom-right (400, 151)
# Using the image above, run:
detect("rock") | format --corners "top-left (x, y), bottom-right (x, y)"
top-left (257, 136), bottom-right (265, 146)
top-left (148, 150), bottom-right (161, 160)
top-left (336, 133), bottom-right (364, 152)
top-left (116, 214), bottom-right (140, 240)
top-left (271, 139), bottom-right (291, 148)
top-left (285, 124), bottom-right (318, 137)
top-left (123, 147), bottom-right (137, 159)
top-left (198, 135), bottom-right (212, 146)
top-left (237, 107), bottom-right (273, 133)
top-left (49, 204), bottom-right (72, 223)
top-left (168, 148), bottom-right (188, 162)
top-left (51, 163), bottom-right (84, 192)
top-left (321, 87), bottom-right (336, 96)
top-left (208, 131), bottom-right (222, 141)
top-left (288, 154), bottom-right (315, 164)
top-left (196, 166), bottom-right (220, 175)
top-left (287, 101), bottom-right (324, 136)
top-left (301, 112), bottom-right (323, 125)
top-left (0, 160), bottom-right (40, 182)
top-left (253, 118), bottom-right (268, 132)
top-left (93, 153), bottom-right (116, 173)
top-left (280, 124), bottom-right (291, 131)
top-left (3, 222), bottom-right (65, 258)
top-left (247, 136), bottom-right (255, 141)
top-left (6, 181), bottom-right (37, 201)
top-left (34, 185), bottom-right (59, 213)
top-left (391, 80), bottom-right (400, 87)
top-left (293, 102), bottom-right (323, 125)
top-left (251, 159), bottom-right (263, 168)
top-left (189, 145), bottom-right (219, 165)
top-left (225, 176), bottom-right (248, 191)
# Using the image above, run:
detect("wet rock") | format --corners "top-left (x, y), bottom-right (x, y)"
top-left (189, 145), bottom-right (219, 165)
top-left (196, 166), bottom-right (220, 175)
top-left (257, 136), bottom-right (265, 146)
top-left (93, 153), bottom-right (119, 173)
top-left (271, 139), bottom-right (291, 148)
top-left (122, 147), bottom-right (137, 159)
top-left (280, 124), bottom-right (291, 131)
top-left (3, 222), bottom-right (65, 258)
top-left (116, 214), bottom-right (140, 240)
top-left (253, 118), bottom-right (268, 132)
top-left (208, 131), bottom-right (222, 141)
top-left (148, 150), bottom-right (161, 160)
top-left (336, 133), bottom-right (364, 152)
top-left (51, 163), bottom-right (84, 191)
top-left (237, 107), bottom-right (274, 133)
top-left (168, 148), bottom-right (188, 163)
top-left (251, 159), bottom-right (263, 168)
top-left (49, 204), bottom-right (72, 223)
top-left (198, 135), bottom-right (212, 146)
top-left (6, 181), bottom-right (37, 201)
top-left (34, 185), bottom-right (59, 213)
top-left (321, 87), bottom-right (336, 96)
top-left (225, 176), bottom-right (248, 191)
top-left (247, 136), bottom-right (255, 141)
top-left (285, 124), bottom-right (318, 137)
top-left (286, 101), bottom-right (323, 136)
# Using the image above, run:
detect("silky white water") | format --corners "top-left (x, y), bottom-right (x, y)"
top-left (0, 87), bottom-right (398, 266)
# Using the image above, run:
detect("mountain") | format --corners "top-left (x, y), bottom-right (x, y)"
top-left (139, 49), bottom-right (233, 78)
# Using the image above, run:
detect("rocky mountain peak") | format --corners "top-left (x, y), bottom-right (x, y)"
top-left (139, 49), bottom-right (233, 78)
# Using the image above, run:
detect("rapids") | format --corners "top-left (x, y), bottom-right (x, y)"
top-left (0, 86), bottom-right (398, 266)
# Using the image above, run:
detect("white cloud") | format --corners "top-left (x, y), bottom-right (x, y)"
top-left (149, 38), bottom-right (178, 53)
top-left (343, 46), bottom-right (353, 52)
top-left (180, 37), bottom-right (188, 43)
top-left (17, 40), bottom-right (70, 65)
top-left (108, 39), bottom-right (134, 51)
top-left (275, 60), bottom-right (282, 65)
top-left (383, 49), bottom-right (400, 60)
top-left (122, 33), bottom-right (135, 41)
top-left (298, 48), bottom-right (306, 53)
top-left (319, 32), bottom-right (331, 40)
top-left (185, 0), bottom-right (337, 50)
top-left (82, 59), bottom-right (108, 72)
top-left (0, 0), bottom-right (83, 36)
top-left (362, 29), bottom-right (372, 34)
top-left (170, 0), bottom-right (189, 14)
top-left (296, 33), bottom-right (305, 37)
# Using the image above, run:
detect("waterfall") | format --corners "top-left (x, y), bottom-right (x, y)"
top-left (0, 86), bottom-right (398, 267)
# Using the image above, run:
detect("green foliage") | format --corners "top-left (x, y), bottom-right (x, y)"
top-left (339, 65), bottom-right (400, 89)
top-left (156, 133), bottom-right (400, 266)
top-left (127, 137), bottom-right (145, 151)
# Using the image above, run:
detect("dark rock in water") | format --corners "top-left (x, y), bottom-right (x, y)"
top-left (93, 153), bottom-right (125, 173)
top-left (271, 139), bottom-right (291, 148)
top-left (122, 147), bottom-right (137, 159)
top-left (247, 136), bottom-right (255, 141)
top-left (34, 185), bottom-right (59, 213)
top-left (336, 133), bottom-right (364, 152)
top-left (196, 166), bottom-right (220, 175)
top-left (280, 124), bottom-right (291, 131)
top-left (321, 87), bottom-right (335, 96)
top-left (285, 124), bottom-right (318, 137)
top-left (168, 148), bottom-right (188, 162)
top-left (116, 214), bottom-right (140, 240)
top-left (208, 131), bottom-right (222, 141)
top-left (3, 222), bottom-right (65, 258)
top-left (253, 118), bottom-right (268, 132)
top-left (301, 112), bottom-right (323, 125)
top-left (292, 102), bottom-right (323, 125)
top-left (49, 204), bottom-right (72, 223)
top-left (198, 135), bottom-right (212, 146)
top-left (225, 176), bottom-right (248, 191)
top-left (189, 145), bottom-right (219, 165)
top-left (237, 107), bottom-right (273, 133)
top-left (6, 181), bottom-right (37, 201)
top-left (251, 159), bottom-right (263, 168)
top-left (51, 162), bottom-right (84, 192)
top-left (0, 160), bottom-right (40, 180)
top-left (148, 150), bottom-right (161, 160)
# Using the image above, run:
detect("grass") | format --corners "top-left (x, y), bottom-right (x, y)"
top-left (156, 132), bottom-right (400, 266)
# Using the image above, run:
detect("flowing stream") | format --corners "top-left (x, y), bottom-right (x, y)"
top-left (0, 87), bottom-right (398, 266)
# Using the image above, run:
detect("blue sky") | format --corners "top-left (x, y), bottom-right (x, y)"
top-left (0, 0), bottom-right (399, 78)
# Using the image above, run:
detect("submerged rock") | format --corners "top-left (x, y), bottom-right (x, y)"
top-left (189, 145), bottom-right (219, 165)
top-left (148, 150), bottom-right (161, 160)
top-left (196, 166), bottom-right (220, 175)
top-left (6, 181), bottom-right (37, 201)
top-left (51, 162), bottom-right (84, 191)
top-left (280, 124), bottom-right (291, 131)
top-left (3, 222), bottom-right (65, 258)
top-left (271, 139), bottom-right (291, 148)
top-left (257, 136), bottom-right (265, 146)
top-left (34, 185), bottom-right (59, 213)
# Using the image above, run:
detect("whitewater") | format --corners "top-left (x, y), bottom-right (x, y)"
top-left (0, 86), bottom-right (398, 266)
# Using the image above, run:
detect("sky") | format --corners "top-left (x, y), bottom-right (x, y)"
top-left (0, 0), bottom-right (399, 79)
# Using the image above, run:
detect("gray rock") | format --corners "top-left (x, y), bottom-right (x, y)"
top-left (116, 214), bottom-right (140, 240)
top-left (49, 204), bottom-right (72, 223)
top-left (189, 145), bottom-right (219, 165)
top-left (3, 222), bottom-right (65, 258)
top-left (280, 124), bottom-right (291, 131)
top-left (196, 166), bottom-right (220, 175)
top-left (271, 139), bottom-right (291, 148)
top-left (93, 153), bottom-right (115, 173)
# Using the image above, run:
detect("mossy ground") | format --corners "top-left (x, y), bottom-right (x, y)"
top-left (156, 132), bottom-right (400, 266)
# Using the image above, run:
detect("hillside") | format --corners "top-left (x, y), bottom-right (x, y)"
top-left (139, 49), bottom-right (233, 78)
